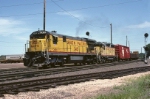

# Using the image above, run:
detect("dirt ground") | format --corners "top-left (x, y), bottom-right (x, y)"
top-left (0, 63), bottom-right (25, 69)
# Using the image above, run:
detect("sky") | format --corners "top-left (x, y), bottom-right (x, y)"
top-left (0, 0), bottom-right (150, 55)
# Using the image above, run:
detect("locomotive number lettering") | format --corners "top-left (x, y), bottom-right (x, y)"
top-left (77, 42), bottom-right (81, 45)
top-left (31, 45), bottom-right (39, 47)
top-left (32, 41), bottom-right (37, 44)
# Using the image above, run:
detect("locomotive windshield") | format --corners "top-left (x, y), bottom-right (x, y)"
top-left (30, 31), bottom-right (47, 39)
top-left (30, 34), bottom-right (46, 39)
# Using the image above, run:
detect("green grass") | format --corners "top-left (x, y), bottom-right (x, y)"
top-left (93, 74), bottom-right (150, 99)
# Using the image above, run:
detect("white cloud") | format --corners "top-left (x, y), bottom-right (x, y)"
top-left (14, 36), bottom-right (28, 41)
top-left (127, 21), bottom-right (150, 29)
top-left (57, 11), bottom-right (84, 19)
top-left (0, 18), bottom-right (30, 36)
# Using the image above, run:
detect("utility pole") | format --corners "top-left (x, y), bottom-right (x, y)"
top-left (43, 0), bottom-right (46, 31)
top-left (126, 36), bottom-right (128, 46)
top-left (110, 23), bottom-right (112, 47)
top-left (141, 47), bottom-right (142, 53)
top-left (128, 40), bottom-right (130, 48)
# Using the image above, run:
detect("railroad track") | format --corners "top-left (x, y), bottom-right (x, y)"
top-left (0, 66), bottom-right (149, 97)
top-left (0, 60), bottom-right (141, 82)
top-left (0, 68), bottom-right (33, 74)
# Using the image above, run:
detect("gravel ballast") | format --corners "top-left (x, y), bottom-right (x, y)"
top-left (3, 71), bottom-right (150, 99)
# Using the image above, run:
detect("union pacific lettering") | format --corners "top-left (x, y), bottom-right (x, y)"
top-left (74, 47), bottom-right (79, 51)
top-left (31, 45), bottom-right (39, 47)
top-left (67, 40), bottom-right (74, 44)
top-left (67, 40), bottom-right (86, 46)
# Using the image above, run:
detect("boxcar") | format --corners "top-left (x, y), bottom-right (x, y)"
top-left (130, 51), bottom-right (139, 60)
top-left (115, 44), bottom-right (130, 60)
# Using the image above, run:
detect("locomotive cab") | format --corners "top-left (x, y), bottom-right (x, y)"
top-left (24, 30), bottom-right (50, 67)
top-left (29, 31), bottom-right (48, 52)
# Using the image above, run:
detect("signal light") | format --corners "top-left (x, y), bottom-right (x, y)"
top-left (144, 33), bottom-right (148, 38)
top-left (86, 31), bottom-right (90, 36)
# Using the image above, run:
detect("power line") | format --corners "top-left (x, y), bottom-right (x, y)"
top-left (0, 44), bottom-right (24, 47)
top-left (0, 0), bottom-right (143, 18)
top-left (0, 41), bottom-right (25, 43)
top-left (51, 0), bottom-right (108, 28)
top-left (0, 13), bottom-right (43, 17)
top-left (0, 2), bottom-right (43, 8)
top-left (72, 0), bottom-right (143, 11)
top-left (0, 0), bottom-right (63, 8)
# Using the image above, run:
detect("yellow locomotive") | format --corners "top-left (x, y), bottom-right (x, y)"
top-left (23, 30), bottom-right (117, 68)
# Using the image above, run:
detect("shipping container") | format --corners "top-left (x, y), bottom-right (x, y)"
top-left (0, 54), bottom-right (24, 63)
top-left (115, 44), bottom-right (130, 60)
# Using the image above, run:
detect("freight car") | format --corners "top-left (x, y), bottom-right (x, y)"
top-left (130, 51), bottom-right (139, 60)
top-left (0, 54), bottom-right (24, 63)
top-left (23, 30), bottom-right (118, 68)
top-left (115, 44), bottom-right (130, 61)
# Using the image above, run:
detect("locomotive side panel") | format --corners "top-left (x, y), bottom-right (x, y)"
top-left (48, 35), bottom-right (88, 53)
top-left (94, 45), bottom-right (116, 62)
top-left (24, 31), bottom-right (97, 67)
top-left (101, 46), bottom-right (115, 57)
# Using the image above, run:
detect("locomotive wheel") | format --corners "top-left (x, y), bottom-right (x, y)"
top-left (74, 63), bottom-right (77, 66)
top-left (42, 65), bottom-right (48, 69)
top-left (83, 62), bottom-right (86, 65)
top-left (87, 62), bottom-right (90, 65)
top-left (59, 61), bottom-right (64, 67)
top-left (79, 63), bottom-right (82, 66)
top-left (97, 60), bottom-right (100, 64)
top-left (51, 63), bottom-right (56, 67)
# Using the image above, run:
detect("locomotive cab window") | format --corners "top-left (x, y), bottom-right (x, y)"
top-left (52, 35), bottom-right (58, 44)
top-left (47, 35), bottom-right (50, 39)
top-left (63, 36), bottom-right (66, 42)
top-left (102, 45), bottom-right (105, 50)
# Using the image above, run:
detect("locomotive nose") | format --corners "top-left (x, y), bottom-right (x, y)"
top-left (29, 39), bottom-right (46, 52)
